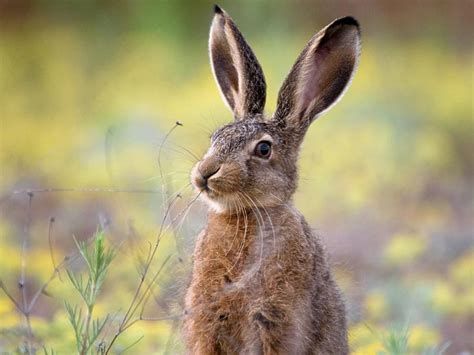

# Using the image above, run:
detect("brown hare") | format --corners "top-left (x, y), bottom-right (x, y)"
top-left (184, 5), bottom-right (360, 354)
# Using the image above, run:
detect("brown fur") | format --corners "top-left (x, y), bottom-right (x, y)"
top-left (185, 207), bottom-right (347, 354)
top-left (184, 6), bottom-right (360, 354)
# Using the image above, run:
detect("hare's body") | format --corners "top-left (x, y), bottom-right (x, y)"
top-left (184, 5), bottom-right (360, 354)
top-left (185, 206), bottom-right (347, 354)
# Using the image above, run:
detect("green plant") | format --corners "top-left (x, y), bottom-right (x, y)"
top-left (368, 322), bottom-right (451, 355)
top-left (365, 322), bottom-right (410, 355)
top-left (379, 324), bottom-right (410, 355)
top-left (65, 230), bottom-right (117, 355)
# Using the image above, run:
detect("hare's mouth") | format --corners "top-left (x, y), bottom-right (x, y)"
top-left (201, 191), bottom-right (245, 214)
top-left (202, 184), bottom-right (229, 200)
top-left (203, 186), bottom-right (218, 198)
top-left (198, 181), bottom-right (241, 207)
top-left (192, 179), bottom-right (219, 198)
top-left (191, 162), bottom-right (241, 208)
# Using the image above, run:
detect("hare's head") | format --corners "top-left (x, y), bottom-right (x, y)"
top-left (192, 5), bottom-right (360, 212)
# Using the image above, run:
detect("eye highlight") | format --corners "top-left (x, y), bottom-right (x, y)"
top-left (254, 141), bottom-right (272, 159)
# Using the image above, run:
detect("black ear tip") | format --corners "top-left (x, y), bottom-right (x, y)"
top-left (336, 16), bottom-right (360, 29)
top-left (214, 4), bottom-right (223, 14)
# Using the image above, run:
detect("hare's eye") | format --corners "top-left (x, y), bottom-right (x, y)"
top-left (254, 141), bottom-right (272, 159)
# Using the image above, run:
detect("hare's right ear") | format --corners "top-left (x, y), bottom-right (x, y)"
top-left (274, 17), bottom-right (360, 132)
top-left (209, 5), bottom-right (266, 120)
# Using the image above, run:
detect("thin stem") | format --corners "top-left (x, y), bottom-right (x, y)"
top-left (12, 188), bottom-right (161, 195)
top-left (105, 192), bottom-right (200, 354)
top-left (80, 303), bottom-right (94, 355)
top-left (27, 252), bottom-right (81, 313)
top-left (158, 122), bottom-right (182, 202)
top-left (19, 192), bottom-right (34, 354)
top-left (119, 194), bottom-right (180, 329)
top-left (120, 254), bottom-right (172, 332)
top-left (47, 217), bottom-right (61, 281)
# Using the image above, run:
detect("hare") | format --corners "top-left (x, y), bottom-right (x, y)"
top-left (184, 5), bottom-right (360, 354)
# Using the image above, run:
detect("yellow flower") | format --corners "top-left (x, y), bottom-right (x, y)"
top-left (0, 282), bottom-right (22, 330)
top-left (0, 312), bottom-right (21, 329)
top-left (0, 243), bottom-right (22, 275)
top-left (352, 341), bottom-right (385, 355)
top-left (431, 280), bottom-right (457, 315)
top-left (384, 233), bottom-right (426, 265)
top-left (0, 297), bottom-right (14, 315)
top-left (365, 291), bottom-right (388, 321)
top-left (450, 250), bottom-right (474, 288)
top-left (349, 322), bottom-right (378, 349)
top-left (408, 324), bottom-right (440, 350)
top-left (457, 283), bottom-right (474, 316)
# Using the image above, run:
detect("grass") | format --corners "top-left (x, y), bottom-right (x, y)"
top-left (65, 230), bottom-right (116, 355)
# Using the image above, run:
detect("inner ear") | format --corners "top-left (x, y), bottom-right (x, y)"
top-left (210, 23), bottom-right (239, 110)
top-left (274, 17), bottom-right (361, 130)
top-left (299, 22), bottom-right (359, 119)
top-left (209, 7), bottom-right (267, 120)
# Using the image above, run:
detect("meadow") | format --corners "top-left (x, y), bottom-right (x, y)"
top-left (0, 1), bottom-right (472, 353)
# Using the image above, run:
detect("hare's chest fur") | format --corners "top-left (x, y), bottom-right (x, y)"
top-left (191, 207), bottom-right (314, 293)
top-left (184, 207), bottom-right (339, 353)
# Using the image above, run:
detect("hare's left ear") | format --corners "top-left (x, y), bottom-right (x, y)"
top-left (274, 17), bottom-right (360, 130)
top-left (209, 5), bottom-right (266, 120)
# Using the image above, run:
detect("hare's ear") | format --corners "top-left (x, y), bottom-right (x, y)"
top-left (209, 5), bottom-right (266, 120)
top-left (274, 17), bottom-right (360, 130)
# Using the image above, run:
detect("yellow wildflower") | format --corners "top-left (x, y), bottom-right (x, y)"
top-left (365, 291), bottom-right (388, 321)
top-left (384, 233), bottom-right (426, 265)
top-left (408, 324), bottom-right (440, 350)
top-left (450, 250), bottom-right (474, 288)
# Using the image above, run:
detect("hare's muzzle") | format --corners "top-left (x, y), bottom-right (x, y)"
top-left (193, 158), bottom-right (221, 191)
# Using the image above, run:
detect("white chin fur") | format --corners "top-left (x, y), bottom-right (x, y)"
top-left (200, 193), bottom-right (227, 214)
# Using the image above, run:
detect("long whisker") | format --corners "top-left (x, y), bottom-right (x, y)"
top-left (171, 200), bottom-right (199, 261)
top-left (228, 194), bottom-right (248, 273)
top-left (252, 186), bottom-right (288, 207)
top-left (239, 192), bottom-right (266, 275)
top-left (224, 197), bottom-right (241, 257)
top-left (152, 191), bottom-right (203, 253)
top-left (268, 191), bottom-right (286, 205)
top-left (169, 191), bottom-right (203, 227)
top-left (169, 143), bottom-right (201, 162)
top-left (162, 183), bottom-right (192, 206)
top-left (222, 197), bottom-right (240, 273)
top-left (157, 122), bottom-right (182, 206)
top-left (251, 195), bottom-right (278, 260)
top-left (161, 146), bottom-right (200, 165)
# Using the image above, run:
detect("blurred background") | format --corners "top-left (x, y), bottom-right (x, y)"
top-left (0, 0), bottom-right (472, 353)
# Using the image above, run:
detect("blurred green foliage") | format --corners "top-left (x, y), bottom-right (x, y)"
top-left (0, 0), bottom-right (472, 353)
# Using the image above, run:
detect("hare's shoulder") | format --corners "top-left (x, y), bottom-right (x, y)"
top-left (272, 205), bottom-right (319, 246)
top-left (267, 206), bottom-right (330, 275)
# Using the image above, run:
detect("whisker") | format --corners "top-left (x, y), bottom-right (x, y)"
top-left (251, 195), bottom-right (278, 260)
top-left (162, 183), bottom-right (192, 207)
top-left (239, 192), bottom-right (266, 275)
top-left (161, 146), bottom-right (199, 164)
top-left (170, 143), bottom-right (201, 162)
top-left (224, 198), bottom-right (240, 257)
top-left (228, 194), bottom-right (248, 273)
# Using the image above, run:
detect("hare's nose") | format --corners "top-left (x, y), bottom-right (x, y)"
top-left (201, 166), bottom-right (220, 180)
top-left (195, 159), bottom-right (221, 190)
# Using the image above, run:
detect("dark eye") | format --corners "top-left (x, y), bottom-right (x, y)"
top-left (254, 141), bottom-right (272, 159)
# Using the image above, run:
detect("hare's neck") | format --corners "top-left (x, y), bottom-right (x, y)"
top-left (203, 209), bottom-right (265, 274)
top-left (199, 205), bottom-right (298, 279)
top-left (207, 209), bottom-right (258, 238)
top-left (206, 205), bottom-right (287, 247)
